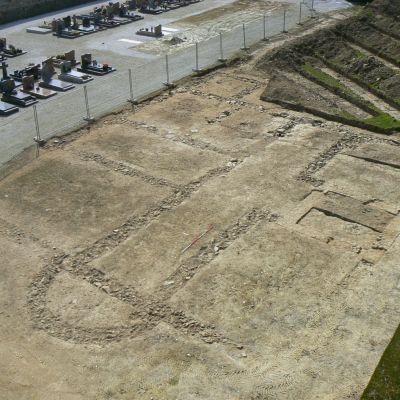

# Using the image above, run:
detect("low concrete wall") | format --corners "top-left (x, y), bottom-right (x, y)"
top-left (0, 0), bottom-right (91, 24)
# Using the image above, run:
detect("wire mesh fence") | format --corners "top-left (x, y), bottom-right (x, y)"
top-left (0, 2), bottom-right (317, 171)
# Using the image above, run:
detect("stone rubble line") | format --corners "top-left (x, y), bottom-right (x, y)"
top-left (26, 151), bottom-right (278, 345)
top-left (297, 130), bottom-right (400, 187)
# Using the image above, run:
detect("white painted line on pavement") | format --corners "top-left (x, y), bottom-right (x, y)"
top-left (118, 39), bottom-right (143, 44)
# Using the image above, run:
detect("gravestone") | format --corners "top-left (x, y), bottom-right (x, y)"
top-left (39, 58), bottom-right (74, 91)
top-left (78, 53), bottom-right (116, 75)
top-left (41, 59), bottom-right (56, 82)
top-left (58, 60), bottom-right (93, 84)
top-left (21, 74), bottom-right (57, 99)
top-left (10, 64), bottom-right (41, 81)
top-left (22, 75), bottom-right (35, 91)
top-left (0, 79), bottom-right (16, 95)
top-left (128, 0), bottom-right (137, 10)
top-left (63, 16), bottom-right (72, 29)
top-left (60, 61), bottom-right (72, 74)
top-left (82, 17), bottom-right (91, 28)
top-left (1, 61), bottom-right (9, 80)
top-left (0, 78), bottom-right (37, 107)
top-left (65, 50), bottom-right (76, 64)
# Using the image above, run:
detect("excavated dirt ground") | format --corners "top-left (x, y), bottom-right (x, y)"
top-left (257, 1), bottom-right (400, 135)
top-left (1, 5), bottom-right (400, 400)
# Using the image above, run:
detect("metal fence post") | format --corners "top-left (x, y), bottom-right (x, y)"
top-left (298, 1), bottom-right (303, 25)
top-left (218, 32), bottom-right (227, 62)
top-left (193, 42), bottom-right (202, 72)
top-left (128, 68), bottom-right (138, 104)
top-left (262, 14), bottom-right (269, 41)
top-left (282, 9), bottom-right (288, 33)
top-left (241, 24), bottom-right (249, 50)
top-left (311, 0), bottom-right (316, 18)
top-left (163, 54), bottom-right (174, 87)
top-left (33, 104), bottom-right (44, 148)
top-left (83, 85), bottom-right (94, 122)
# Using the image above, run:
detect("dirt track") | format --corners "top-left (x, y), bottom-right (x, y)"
top-left (1, 4), bottom-right (400, 400)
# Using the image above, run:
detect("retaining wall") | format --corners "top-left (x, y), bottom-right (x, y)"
top-left (0, 0), bottom-right (90, 24)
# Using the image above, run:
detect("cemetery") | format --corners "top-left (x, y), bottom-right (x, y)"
top-left (26, 1), bottom-right (204, 39)
top-left (0, 49), bottom-right (117, 115)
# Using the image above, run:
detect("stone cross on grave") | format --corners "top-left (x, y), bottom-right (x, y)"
top-left (1, 61), bottom-right (9, 80)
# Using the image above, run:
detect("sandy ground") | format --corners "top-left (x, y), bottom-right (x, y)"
top-left (1, 7), bottom-right (400, 400)
top-left (134, 0), bottom-right (286, 53)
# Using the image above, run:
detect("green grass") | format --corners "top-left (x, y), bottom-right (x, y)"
top-left (336, 111), bottom-right (400, 130)
top-left (361, 324), bottom-right (400, 400)
top-left (302, 63), bottom-right (400, 130)
top-left (354, 48), bottom-right (367, 59)
top-left (337, 110), bottom-right (358, 120)
top-left (365, 113), bottom-right (400, 130)
top-left (302, 63), bottom-right (366, 101)
top-left (302, 63), bottom-right (348, 91)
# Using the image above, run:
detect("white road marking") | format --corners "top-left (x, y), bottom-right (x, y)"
top-left (118, 39), bottom-right (142, 44)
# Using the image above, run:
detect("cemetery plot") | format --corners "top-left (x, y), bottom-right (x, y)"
top-left (58, 61), bottom-right (93, 84)
top-left (0, 38), bottom-right (26, 58)
top-left (137, 25), bottom-right (164, 37)
top-left (52, 50), bottom-right (80, 69)
top-left (0, 101), bottom-right (18, 116)
top-left (20, 76), bottom-right (57, 99)
top-left (39, 58), bottom-right (75, 91)
top-left (0, 79), bottom-right (38, 107)
top-left (77, 54), bottom-right (116, 76)
top-left (9, 64), bottom-right (41, 83)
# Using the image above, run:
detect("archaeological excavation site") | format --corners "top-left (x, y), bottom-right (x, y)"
top-left (0, 0), bottom-right (400, 399)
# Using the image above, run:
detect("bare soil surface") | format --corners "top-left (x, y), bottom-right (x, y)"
top-left (1, 3), bottom-right (400, 400)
